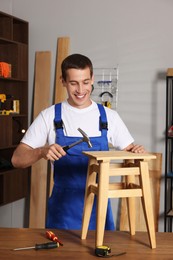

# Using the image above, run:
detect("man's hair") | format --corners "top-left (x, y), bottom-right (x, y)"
top-left (61, 53), bottom-right (93, 81)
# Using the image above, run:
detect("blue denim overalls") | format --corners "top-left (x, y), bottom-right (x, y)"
top-left (46, 103), bottom-right (115, 230)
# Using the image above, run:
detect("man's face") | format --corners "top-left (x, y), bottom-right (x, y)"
top-left (62, 68), bottom-right (94, 109)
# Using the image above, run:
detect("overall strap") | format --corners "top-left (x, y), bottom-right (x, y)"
top-left (97, 103), bottom-right (108, 136)
top-left (54, 103), bottom-right (64, 137)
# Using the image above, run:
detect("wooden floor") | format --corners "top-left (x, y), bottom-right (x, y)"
top-left (0, 228), bottom-right (173, 259)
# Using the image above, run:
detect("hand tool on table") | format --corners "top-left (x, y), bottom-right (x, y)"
top-left (63, 128), bottom-right (92, 152)
top-left (13, 242), bottom-right (58, 251)
top-left (46, 230), bottom-right (63, 246)
top-left (95, 245), bottom-right (126, 257)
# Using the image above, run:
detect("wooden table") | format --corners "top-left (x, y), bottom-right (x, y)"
top-left (0, 228), bottom-right (173, 259)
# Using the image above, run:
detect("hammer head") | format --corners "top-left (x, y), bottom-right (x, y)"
top-left (77, 128), bottom-right (92, 148)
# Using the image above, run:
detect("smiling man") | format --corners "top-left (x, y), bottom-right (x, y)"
top-left (12, 53), bottom-right (145, 230)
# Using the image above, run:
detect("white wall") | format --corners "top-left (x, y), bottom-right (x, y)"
top-left (1, 0), bottom-right (172, 231)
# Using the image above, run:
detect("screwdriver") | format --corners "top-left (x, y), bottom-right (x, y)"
top-left (13, 242), bottom-right (58, 251)
top-left (46, 230), bottom-right (63, 246)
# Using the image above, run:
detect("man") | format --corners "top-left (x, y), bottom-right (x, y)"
top-left (12, 53), bottom-right (145, 230)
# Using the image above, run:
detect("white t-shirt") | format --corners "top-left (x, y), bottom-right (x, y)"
top-left (21, 100), bottom-right (134, 150)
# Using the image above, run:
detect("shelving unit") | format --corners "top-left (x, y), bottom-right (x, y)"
top-left (0, 11), bottom-right (29, 205)
top-left (164, 68), bottom-right (173, 232)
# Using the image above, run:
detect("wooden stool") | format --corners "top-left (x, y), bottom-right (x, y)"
top-left (81, 151), bottom-right (156, 249)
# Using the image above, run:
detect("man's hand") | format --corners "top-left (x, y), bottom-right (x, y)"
top-left (123, 143), bottom-right (146, 153)
top-left (12, 143), bottom-right (66, 168)
top-left (41, 144), bottom-right (66, 162)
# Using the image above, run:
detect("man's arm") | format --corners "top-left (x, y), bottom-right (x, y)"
top-left (123, 143), bottom-right (146, 153)
top-left (11, 142), bottom-right (66, 168)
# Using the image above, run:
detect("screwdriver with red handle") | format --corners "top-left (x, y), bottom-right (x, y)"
top-left (13, 242), bottom-right (58, 251)
top-left (46, 231), bottom-right (63, 246)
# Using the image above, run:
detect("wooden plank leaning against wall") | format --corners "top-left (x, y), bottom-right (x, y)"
top-left (29, 37), bottom-right (70, 228)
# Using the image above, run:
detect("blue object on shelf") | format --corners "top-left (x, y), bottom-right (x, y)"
top-left (97, 80), bottom-right (112, 84)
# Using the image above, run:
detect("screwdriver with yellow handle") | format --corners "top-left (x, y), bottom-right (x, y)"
top-left (13, 242), bottom-right (58, 251)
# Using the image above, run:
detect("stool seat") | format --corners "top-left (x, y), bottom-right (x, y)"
top-left (81, 151), bottom-right (156, 249)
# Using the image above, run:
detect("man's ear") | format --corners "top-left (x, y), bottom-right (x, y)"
top-left (60, 76), bottom-right (66, 87)
top-left (91, 75), bottom-right (94, 85)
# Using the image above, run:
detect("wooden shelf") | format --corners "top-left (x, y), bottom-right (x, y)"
top-left (0, 168), bottom-right (30, 205)
top-left (0, 11), bottom-right (28, 43)
top-left (167, 68), bottom-right (173, 77)
top-left (0, 11), bottom-right (29, 206)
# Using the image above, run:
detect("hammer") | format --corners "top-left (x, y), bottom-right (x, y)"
top-left (63, 128), bottom-right (92, 152)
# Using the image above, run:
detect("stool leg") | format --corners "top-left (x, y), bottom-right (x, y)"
top-left (81, 158), bottom-right (97, 240)
top-left (96, 161), bottom-right (109, 247)
top-left (140, 161), bottom-right (156, 249)
top-left (126, 175), bottom-right (136, 235)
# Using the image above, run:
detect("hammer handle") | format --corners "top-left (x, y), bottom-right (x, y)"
top-left (63, 145), bottom-right (71, 152)
top-left (63, 139), bottom-right (83, 152)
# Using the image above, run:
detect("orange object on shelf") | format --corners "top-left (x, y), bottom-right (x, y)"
top-left (0, 62), bottom-right (11, 78)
